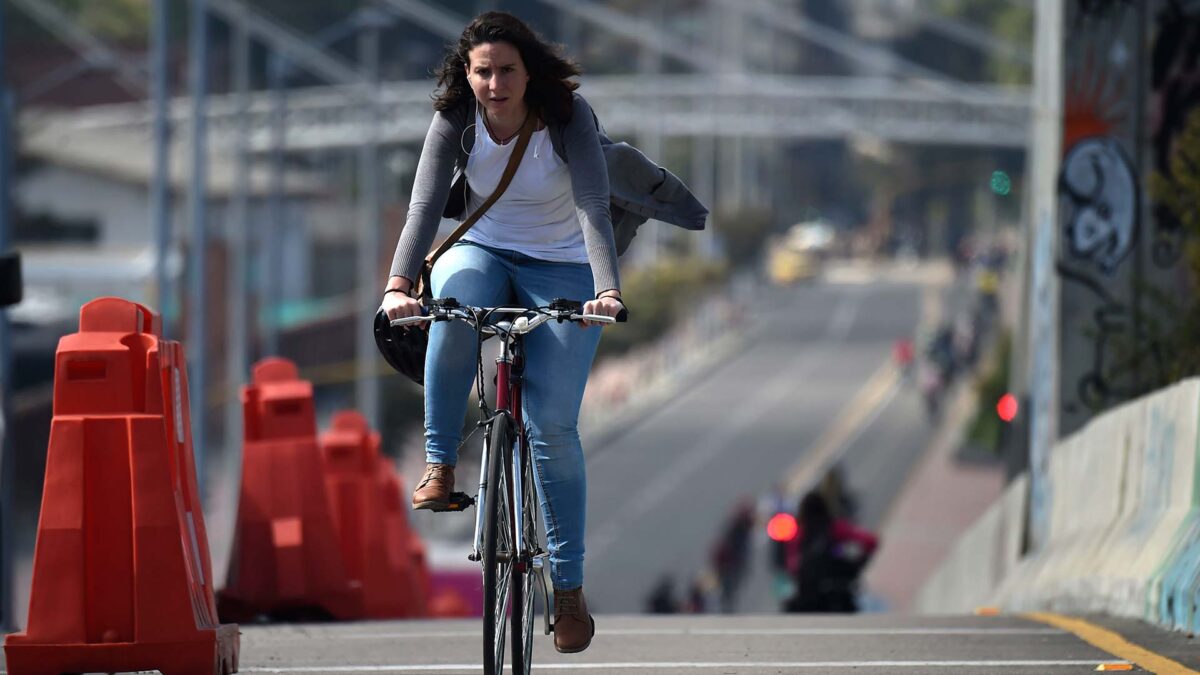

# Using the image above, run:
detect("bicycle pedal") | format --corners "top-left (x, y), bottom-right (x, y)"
top-left (425, 492), bottom-right (475, 512)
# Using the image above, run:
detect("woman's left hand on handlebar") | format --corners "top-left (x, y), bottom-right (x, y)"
top-left (581, 294), bottom-right (623, 328)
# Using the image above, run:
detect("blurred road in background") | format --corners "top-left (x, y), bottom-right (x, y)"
top-left (585, 262), bottom-right (966, 614)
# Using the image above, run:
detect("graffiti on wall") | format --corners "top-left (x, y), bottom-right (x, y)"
top-left (1059, 3), bottom-right (1144, 416)
top-left (1150, 0), bottom-right (1200, 266)
top-left (1060, 138), bottom-right (1139, 274)
top-left (1060, 38), bottom-right (1136, 274)
top-left (1056, 263), bottom-right (1166, 408)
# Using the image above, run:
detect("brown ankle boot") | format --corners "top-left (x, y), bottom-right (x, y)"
top-left (411, 463), bottom-right (455, 510)
top-left (553, 587), bottom-right (595, 653)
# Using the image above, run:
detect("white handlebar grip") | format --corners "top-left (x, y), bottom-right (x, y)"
top-left (390, 314), bottom-right (430, 327)
top-left (575, 313), bottom-right (616, 324)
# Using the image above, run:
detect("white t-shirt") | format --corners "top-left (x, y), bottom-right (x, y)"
top-left (461, 107), bottom-right (588, 263)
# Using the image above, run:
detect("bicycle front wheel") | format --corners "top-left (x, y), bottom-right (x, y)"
top-left (482, 416), bottom-right (515, 675)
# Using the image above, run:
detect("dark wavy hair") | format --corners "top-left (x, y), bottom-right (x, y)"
top-left (432, 11), bottom-right (581, 125)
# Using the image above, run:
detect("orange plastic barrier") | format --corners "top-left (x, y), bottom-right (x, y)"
top-left (3, 297), bottom-right (239, 675)
top-left (218, 358), bottom-right (361, 621)
top-left (380, 469), bottom-right (431, 616)
top-left (321, 411), bottom-right (427, 618)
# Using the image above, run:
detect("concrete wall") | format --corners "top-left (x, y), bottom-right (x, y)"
top-left (917, 377), bottom-right (1200, 633)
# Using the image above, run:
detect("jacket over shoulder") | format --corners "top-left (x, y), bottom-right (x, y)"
top-left (452, 93), bottom-right (708, 252)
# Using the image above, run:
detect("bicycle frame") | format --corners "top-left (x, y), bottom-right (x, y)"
top-left (471, 335), bottom-right (523, 559)
top-left (470, 322), bottom-right (553, 636)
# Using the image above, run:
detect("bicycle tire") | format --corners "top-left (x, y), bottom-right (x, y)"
top-left (510, 439), bottom-right (539, 675)
top-left (483, 416), bottom-right (515, 675)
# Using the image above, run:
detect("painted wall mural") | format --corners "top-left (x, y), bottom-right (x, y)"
top-left (1057, 0), bottom-right (1200, 435)
top-left (1060, 137), bottom-right (1139, 274)
top-left (1057, 1), bottom-right (1141, 433)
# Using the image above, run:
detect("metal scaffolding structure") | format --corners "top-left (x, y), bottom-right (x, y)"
top-left (206, 0), bottom-right (364, 85)
top-left (32, 74), bottom-right (1031, 151)
top-left (531, 0), bottom-right (707, 70)
top-left (718, 0), bottom-right (961, 87)
top-left (378, 0), bottom-right (464, 41)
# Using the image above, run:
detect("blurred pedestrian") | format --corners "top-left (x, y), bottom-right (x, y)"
top-left (711, 498), bottom-right (755, 613)
top-left (683, 577), bottom-right (708, 614)
top-left (952, 312), bottom-right (978, 370)
top-left (928, 323), bottom-right (956, 384)
top-left (976, 267), bottom-right (1000, 318)
top-left (892, 337), bottom-right (915, 379)
top-left (918, 356), bottom-right (945, 419)
top-left (645, 574), bottom-right (679, 614)
top-left (783, 491), bottom-right (878, 613)
top-left (817, 465), bottom-right (857, 521)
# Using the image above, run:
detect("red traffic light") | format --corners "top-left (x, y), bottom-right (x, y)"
top-left (997, 393), bottom-right (1019, 423)
top-left (767, 512), bottom-right (798, 542)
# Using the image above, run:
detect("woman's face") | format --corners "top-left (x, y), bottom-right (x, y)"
top-left (466, 41), bottom-right (529, 119)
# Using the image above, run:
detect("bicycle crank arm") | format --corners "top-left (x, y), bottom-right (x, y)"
top-left (532, 555), bottom-right (554, 636)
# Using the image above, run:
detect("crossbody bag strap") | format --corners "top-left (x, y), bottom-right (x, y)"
top-left (427, 112), bottom-right (537, 266)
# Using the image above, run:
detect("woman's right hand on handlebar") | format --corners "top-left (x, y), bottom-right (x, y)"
top-left (382, 277), bottom-right (423, 321)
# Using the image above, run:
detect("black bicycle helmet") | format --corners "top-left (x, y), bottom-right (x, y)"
top-left (373, 307), bottom-right (427, 386)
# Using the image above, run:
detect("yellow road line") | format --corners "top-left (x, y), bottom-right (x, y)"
top-left (1025, 612), bottom-right (1198, 675)
top-left (784, 360), bottom-right (899, 496)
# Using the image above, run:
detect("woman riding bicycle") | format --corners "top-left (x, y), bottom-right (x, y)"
top-left (382, 11), bottom-right (622, 654)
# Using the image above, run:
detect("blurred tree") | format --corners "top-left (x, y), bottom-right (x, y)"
top-left (71, 0), bottom-right (150, 41)
top-left (595, 256), bottom-right (730, 359)
top-left (1145, 108), bottom-right (1200, 383)
top-left (986, 2), bottom-right (1035, 86)
top-left (883, 0), bottom-right (1034, 85)
top-left (928, 0), bottom-right (1034, 85)
top-left (248, 0), bottom-right (364, 35)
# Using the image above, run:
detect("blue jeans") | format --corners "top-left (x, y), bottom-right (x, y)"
top-left (425, 242), bottom-right (601, 590)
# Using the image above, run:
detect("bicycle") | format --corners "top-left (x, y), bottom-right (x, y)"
top-left (391, 297), bottom-right (625, 675)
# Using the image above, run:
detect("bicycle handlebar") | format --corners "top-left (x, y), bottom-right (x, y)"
top-left (388, 299), bottom-right (627, 334)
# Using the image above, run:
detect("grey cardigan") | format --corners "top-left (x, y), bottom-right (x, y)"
top-left (389, 93), bottom-right (708, 295)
